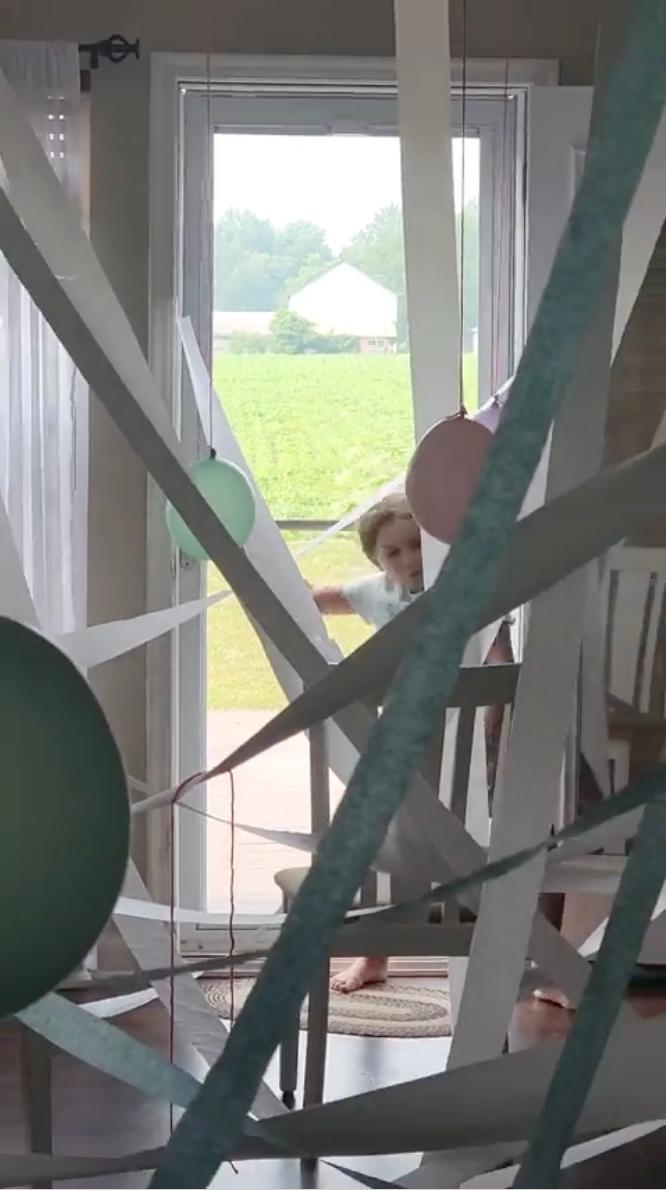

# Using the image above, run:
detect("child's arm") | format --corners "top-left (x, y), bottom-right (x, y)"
top-left (310, 584), bottom-right (355, 616)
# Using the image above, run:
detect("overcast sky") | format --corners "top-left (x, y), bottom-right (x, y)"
top-left (214, 134), bottom-right (480, 253)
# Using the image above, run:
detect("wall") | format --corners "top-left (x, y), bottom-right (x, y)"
top-left (1, 0), bottom-right (611, 85)
top-left (87, 57), bottom-right (152, 886)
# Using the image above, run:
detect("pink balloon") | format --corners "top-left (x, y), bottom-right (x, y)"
top-left (406, 414), bottom-right (494, 545)
top-left (473, 396), bottom-right (503, 434)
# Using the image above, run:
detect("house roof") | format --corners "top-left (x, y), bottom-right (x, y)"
top-left (289, 261), bottom-right (398, 338)
top-left (290, 260), bottom-right (397, 302)
top-left (213, 311), bottom-right (274, 337)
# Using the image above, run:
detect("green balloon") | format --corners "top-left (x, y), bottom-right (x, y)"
top-left (165, 456), bottom-right (257, 562)
top-left (0, 618), bottom-right (130, 1015)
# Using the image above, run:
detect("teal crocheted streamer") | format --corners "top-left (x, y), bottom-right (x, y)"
top-left (515, 794), bottom-right (666, 1186)
top-left (150, 3), bottom-right (666, 1185)
top-left (373, 763), bottom-right (666, 926)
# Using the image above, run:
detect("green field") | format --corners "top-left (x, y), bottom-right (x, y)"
top-left (207, 352), bottom-right (478, 709)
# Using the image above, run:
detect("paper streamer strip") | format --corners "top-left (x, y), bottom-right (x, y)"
top-left (360, 764), bottom-right (666, 931)
top-left (0, 491), bottom-right (40, 627)
top-left (0, 68), bottom-right (183, 460)
top-left (515, 793), bottom-right (666, 1186)
top-left (464, 1123), bottom-right (665, 1188)
top-left (231, 1018), bottom-right (666, 1160)
top-left (178, 313), bottom-right (338, 665)
top-left (18, 993), bottom-right (200, 1107)
top-left (55, 591), bottom-right (227, 670)
top-left (132, 662), bottom-right (520, 816)
top-left (150, 15), bottom-right (666, 1184)
top-left (182, 814), bottom-right (429, 883)
top-left (329, 1167), bottom-right (404, 1189)
top-left (0, 1153), bottom-right (405, 1190)
top-left (117, 861), bottom-right (284, 1121)
top-left (114, 894), bottom-right (282, 932)
top-left (0, 1150), bottom-right (165, 1188)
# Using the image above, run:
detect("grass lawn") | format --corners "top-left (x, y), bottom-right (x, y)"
top-left (207, 533), bottom-right (374, 710)
top-left (207, 351), bottom-right (478, 710)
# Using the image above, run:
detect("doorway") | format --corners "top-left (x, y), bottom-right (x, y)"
top-left (175, 71), bottom-right (519, 946)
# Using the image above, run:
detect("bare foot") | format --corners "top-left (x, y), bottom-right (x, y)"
top-left (533, 985), bottom-right (575, 1010)
top-left (331, 956), bottom-right (389, 994)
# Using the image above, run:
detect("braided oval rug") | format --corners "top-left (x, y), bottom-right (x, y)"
top-left (202, 978), bottom-right (451, 1039)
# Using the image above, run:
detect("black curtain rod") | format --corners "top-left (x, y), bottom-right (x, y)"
top-left (79, 35), bottom-right (141, 92)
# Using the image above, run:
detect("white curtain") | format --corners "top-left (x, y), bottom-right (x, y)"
top-left (0, 42), bottom-right (87, 635)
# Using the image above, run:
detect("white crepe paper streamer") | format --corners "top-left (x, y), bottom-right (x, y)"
top-left (0, 487), bottom-right (40, 627)
top-left (0, 67), bottom-right (184, 461)
top-left (55, 590), bottom-right (227, 670)
top-left (116, 861), bottom-right (284, 1119)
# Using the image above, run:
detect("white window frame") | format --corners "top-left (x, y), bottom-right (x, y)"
top-left (147, 54), bottom-right (554, 950)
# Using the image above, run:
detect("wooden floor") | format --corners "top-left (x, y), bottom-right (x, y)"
top-left (6, 985), bottom-right (666, 1188)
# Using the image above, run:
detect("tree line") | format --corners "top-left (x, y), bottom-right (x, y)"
top-left (215, 201), bottom-right (479, 350)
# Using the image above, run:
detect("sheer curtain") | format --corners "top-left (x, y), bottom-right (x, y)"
top-left (0, 42), bottom-right (87, 636)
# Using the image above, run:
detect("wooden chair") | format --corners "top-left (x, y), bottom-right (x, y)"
top-left (550, 547), bottom-right (666, 956)
top-left (274, 661), bottom-right (519, 1109)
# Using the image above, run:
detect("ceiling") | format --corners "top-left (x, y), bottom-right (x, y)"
top-left (0, 0), bottom-right (609, 84)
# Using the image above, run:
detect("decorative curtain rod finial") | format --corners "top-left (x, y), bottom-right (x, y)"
top-left (78, 35), bottom-right (140, 73)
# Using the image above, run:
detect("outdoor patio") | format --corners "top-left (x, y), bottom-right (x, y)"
top-left (206, 710), bottom-right (344, 912)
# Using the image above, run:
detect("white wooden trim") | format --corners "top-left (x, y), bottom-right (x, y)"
top-left (144, 50), bottom-right (551, 861)
top-left (146, 52), bottom-right (182, 903)
top-left (156, 49), bottom-right (523, 932)
top-left (154, 52), bottom-right (560, 91)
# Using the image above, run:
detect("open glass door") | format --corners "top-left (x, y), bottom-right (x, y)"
top-left (175, 69), bottom-right (520, 950)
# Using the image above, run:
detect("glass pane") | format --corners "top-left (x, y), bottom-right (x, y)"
top-left (207, 530), bottom-right (366, 913)
top-left (205, 129), bottom-right (481, 912)
top-left (212, 133), bottom-right (481, 520)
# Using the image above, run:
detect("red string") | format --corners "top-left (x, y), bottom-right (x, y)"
top-left (228, 769), bottom-right (237, 1027)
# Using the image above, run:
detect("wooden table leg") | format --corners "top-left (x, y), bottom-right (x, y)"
top-left (20, 1025), bottom-right (53, 1190)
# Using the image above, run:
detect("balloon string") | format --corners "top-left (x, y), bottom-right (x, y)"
top-left (458, 0), bottom-right (469, 416)
top-left (492, 58), bottom-right (511, 394)
top-left (168, 790), bottom-right (178, 1136)
top-left (205, 51), bottom-right (215, 458)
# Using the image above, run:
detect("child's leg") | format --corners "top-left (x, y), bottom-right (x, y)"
top-left (331, 956), bottom-right (389, 994)
top-left (533, 758), bottom-right (604, 1010)
top-left (332, 625), bottom-right (518, 997)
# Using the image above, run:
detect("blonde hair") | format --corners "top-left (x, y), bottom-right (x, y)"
top-left (357, 491), bottom-right (415, 565)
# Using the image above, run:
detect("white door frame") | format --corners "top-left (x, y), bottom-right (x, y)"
top-left (147, 53), bottom-right (553, 946)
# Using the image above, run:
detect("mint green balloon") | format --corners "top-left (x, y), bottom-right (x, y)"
top-left (0, 618), bottom-right (130, 1015)
top-left (165, 456), bottom-right (257, 562)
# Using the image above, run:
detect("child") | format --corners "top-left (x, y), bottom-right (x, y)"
top-left (311, 490), bottom-right (514, 993)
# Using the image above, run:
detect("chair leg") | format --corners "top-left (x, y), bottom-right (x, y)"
top-left (20, 1025), bottom-right (53, 1189)
top-left (279, 1007), bottom-right (300, 1108)
top-left (278, 891), bottom-right (299, 1107)
top-left (303, 963), bottom-right (329, 1109)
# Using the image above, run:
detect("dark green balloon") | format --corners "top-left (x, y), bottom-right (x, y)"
top-left (0, 618), bottom-right (130, 1015)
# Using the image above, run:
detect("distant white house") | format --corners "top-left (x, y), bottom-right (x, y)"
top-left (213, 311), bottom-right (274, 352)
top-left (212, 263), bottom-right (398, 354)
top-left (289, 262), bottom-right (398, 354)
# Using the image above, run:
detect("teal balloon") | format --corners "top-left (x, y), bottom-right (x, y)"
top-left (0, 618), bottom-right (130, 1016)
top-left (165, 456), bottom-right (257, 562)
